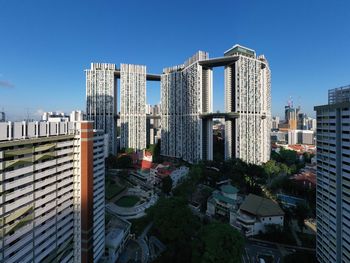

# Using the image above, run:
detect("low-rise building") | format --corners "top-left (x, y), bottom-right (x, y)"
top-left (236, 194), bottom-right (284, 237)
top-left (170, 166), bottom-right (189, 188)
top-left (102, 216), bottom-right (131, 263)
top-left (206, 184), bottom-right (239, 223)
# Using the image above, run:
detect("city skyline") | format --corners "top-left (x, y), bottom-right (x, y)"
top-left (1, 0), bottom-right (350, 120)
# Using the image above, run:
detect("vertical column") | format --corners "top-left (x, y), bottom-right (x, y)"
top-left (80, 122), bottom-right (94, 263)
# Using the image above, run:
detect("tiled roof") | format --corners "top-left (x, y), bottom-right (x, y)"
top-left (240, 194), bottom-right (284, 217)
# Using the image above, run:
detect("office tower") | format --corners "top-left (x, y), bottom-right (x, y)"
top-left (224, 45), bottom-right (271, 164)
top-left (0, 121), bottom-right (107, 263)
top-left (297, 112), bottom-right (307, 130)
top-left (315, 85), bottom-right (350, 263)
top-left (161, 51), bottom-right (213, 163)
top-left (86, 63), bottom-right (117, 154)
top-left (120, 64), bottom-right (147, 150)
top-left (271, 116), bottom-right (280, 130)
top-left (0, 112), bottom-right (5, 122)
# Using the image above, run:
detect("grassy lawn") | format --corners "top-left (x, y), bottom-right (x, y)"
top-left (115, 195), bottom-right (140, 207)
top-left (105, 182), bottom-right (125, 200)
top-left (298, 232), bottom-right (316, 248)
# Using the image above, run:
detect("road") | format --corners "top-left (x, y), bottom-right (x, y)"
top-left (242, 240), bottom-right (281, 263)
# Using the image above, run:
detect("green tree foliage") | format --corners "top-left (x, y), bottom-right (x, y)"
top-left (161, 176), bottom-right (173, 194)
top-left (115, 155), bottom-right (133, 169)
top-left (106, 154), bottom-right (118, 169)
top-left (192, 222), bottom-right (244, 263)
top-left (294, 203), bottom-right (310, 232)
top-left (147, 197), bottom-right (200, 243)
top-left (125, 148), bottom-right (135, 154)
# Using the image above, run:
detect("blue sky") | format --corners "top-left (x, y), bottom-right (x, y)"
top-left (1, 0), bottom-right (350, 120)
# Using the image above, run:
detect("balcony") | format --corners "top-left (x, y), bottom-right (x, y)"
top-left (4, 194), bottom-right (34, 213)
top-left (4, 174), bottom-right (33, 191)
top-left (4, 165), bottom-right (33, 180)
top-left (35, 192), bottom-right (57, 208)
top-left (35, 159), bottom-right (57, 171)
top-left (4, 185), bottom-right (33, 202)
top-left (4, 241), bottom-right (33, 262)
top-left (34, 184), bottom-right (56, 199)
top-left (35, 176), bottom-right (56, 189)
top-left (237, 212), bottom-right (256, 226)
top-left (56, 148), bottom-right (73, 156)
top-left (57, 177), bottom-right (73, 189)
top-left (57, 163), bottom-right (73, 173)
top-left (57, 155), bottom-right (72, 164)
top-left (56, 141), bottom-right (73, 149)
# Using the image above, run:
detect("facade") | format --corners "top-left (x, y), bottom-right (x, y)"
top-left (120, 64), bottom-right (147, 151)
top-left (271, 116), bottom-right (280, 130)
top-left (42, 111), bottom-right (70, 122)
top-left (0, 121), bottom-right (106, 263)
top-left (161, 51), bottom-right (213, 163)
top-left (206, 184), bottom-right (239, 223)
top-left (86, 63), bottom-right (117, 154)
top-left (236, 194), bottom-right (284, 237)
top-left (314, 86), bottom-right (350, 263)
top-left (224, 45), bottom-right (271, 164)
top-left (287, 130), bottom-right (315, 145)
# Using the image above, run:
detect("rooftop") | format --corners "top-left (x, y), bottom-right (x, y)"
top-left (240, 194), bottom-right (284, 217)
top-left (220, 184), bottom-right (239, 195)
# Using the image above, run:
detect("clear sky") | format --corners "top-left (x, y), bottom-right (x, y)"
top-left (1, 0), bottom-right (350, 120)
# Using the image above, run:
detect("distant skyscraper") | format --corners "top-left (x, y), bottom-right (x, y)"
top-left (315, 85), bottom-right (350, 263)
top-left (86, 63), bottom-right (117, 154)
top-left (272, 116), bottom-right (280, 130)
top-left (224, 45), bottom-right (271, 164)
top-left (0, 111), bottom-right (5, 122)
top-left (120, 64), bottom-right (147, 150)
top-left (0, 121), bottom-right (107, 262)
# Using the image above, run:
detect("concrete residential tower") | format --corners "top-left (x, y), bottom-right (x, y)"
top-left (86, 63), bottom-right (117, 154)
top-left (120, 64), bottom-right (147, 150)
top-left (224, 45), bottom-right (271, 164)
top-left (161, 45), bottom-right (270, 164)
top-left (161, 51), bottom-right (213, 163)
top-left (315, 85), bottom-right (350, 263)
top-left (0, 121), bottom-right (107, 263)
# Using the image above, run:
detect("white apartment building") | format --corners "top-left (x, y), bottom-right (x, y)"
top-left (161, 51), bottom-right (213, 163)
top-left (0, 121), bottom-right (107, 263)
top-left (224, 45), bottom-right (271, 165)
top-left (86, 63), bottom-right (117, 155)
top-left (161, 45), bottom-right (270, 164)
top-left (120, 64), bottom-right (147, 151)
top-left (315, 85), bottom-right (350, 263)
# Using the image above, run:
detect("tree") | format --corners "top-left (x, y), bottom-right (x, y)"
top-left (263, 160), bottom-right (281, 182)
top-left (146, 197), bottom-right (200, 243)
top-left (106, 154), bottom-right (117, 169)
top-left (125, 148), bottom-right (134, 154)
top-left (161, 176), bottom-right (173, 194)
top-left (192, 222), bottom-right (244, 263)
top-left (115, 155), bottom-right (133, 169)
top-left (294, 203), bottom-right (310, 232)
top-left (279, 148), bottom-right (299, 166)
